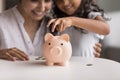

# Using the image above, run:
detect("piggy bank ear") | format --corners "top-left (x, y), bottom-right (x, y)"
top-left (44, 33), bottom-right (54, 42)
top-left (60, 34), bottom-right (70, 42)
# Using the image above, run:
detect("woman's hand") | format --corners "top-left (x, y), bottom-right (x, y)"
top-left (47, 17), bottom-right (72, 32)
top-left (93, 43), bottom-right (102, 57)
top-left (0, 47), bottom-right (29, 61)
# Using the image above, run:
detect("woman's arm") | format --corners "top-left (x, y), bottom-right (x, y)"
top-left (0, 47), bottom-right (29, 61)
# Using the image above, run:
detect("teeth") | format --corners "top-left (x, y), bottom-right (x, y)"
top-left (34, 11), bottom-right (43, 16)
top-left (65, 4), bottom-right (72, 10)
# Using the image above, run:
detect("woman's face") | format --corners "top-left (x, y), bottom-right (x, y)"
top-left (55, 0), bottom-right (82, 15)
top-left (18, 0), bottom-right (52, 21)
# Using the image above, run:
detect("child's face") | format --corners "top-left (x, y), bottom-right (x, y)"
top-left (19, 0), bottom-right (52, 21)
top-left (54, 0), bottom-right (82, 15)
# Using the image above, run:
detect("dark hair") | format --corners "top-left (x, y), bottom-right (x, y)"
top-left (52, 0), bottom-right (104, 18)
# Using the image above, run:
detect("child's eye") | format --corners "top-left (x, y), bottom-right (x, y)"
top-left (45, 0), bottom-right (52, 3)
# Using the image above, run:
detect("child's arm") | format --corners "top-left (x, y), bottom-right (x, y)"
top-left (47, 15), bottom-right (110, 35)
top-left (70, 16), bottom-right (110, 35)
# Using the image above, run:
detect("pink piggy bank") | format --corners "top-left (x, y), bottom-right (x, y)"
top-left (43, 33), bottom-right (72, 66)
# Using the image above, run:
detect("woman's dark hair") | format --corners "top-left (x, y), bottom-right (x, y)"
top-left (52, 0), bottom-right (104, 18)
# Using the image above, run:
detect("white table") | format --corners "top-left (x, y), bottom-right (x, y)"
top-left (0, 56), bottom-right (120, 80)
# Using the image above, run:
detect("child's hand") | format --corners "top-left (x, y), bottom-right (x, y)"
top-left (0, 47), bottom-right (29, 61)
top-left (47, 17), bottom-right (72, 32)
top-left (93, 43), bottom-right (102, 57)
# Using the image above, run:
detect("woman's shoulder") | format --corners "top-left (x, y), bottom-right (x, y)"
top-left (0, 7), bottom-right (17, 28)
top-left (0, 7), bottom-right (15, 20)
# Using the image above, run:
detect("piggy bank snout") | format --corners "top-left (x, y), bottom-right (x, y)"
top-left (50, 47), bottom-right (62, 57)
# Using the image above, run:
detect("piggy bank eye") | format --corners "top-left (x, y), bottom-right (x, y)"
top-left (61, 43), bottom-right (63, 46)
top-left (48, 43), bottom-right (51, 45)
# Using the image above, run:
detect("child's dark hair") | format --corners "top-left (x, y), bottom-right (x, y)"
top-left (52, 0), bottom-right (104, 18)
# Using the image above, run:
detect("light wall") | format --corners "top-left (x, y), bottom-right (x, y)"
top-left (98, 0), bottom-right (120, 12)
top-left (97, 0), bottom-right (120, 47)
top-left (0, 0), bottom-right (6, 13)
top-left (0, 0), bottom-right (4, 13)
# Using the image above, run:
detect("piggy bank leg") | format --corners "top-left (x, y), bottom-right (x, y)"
top-left (46, 61), bottom-right (54, 66)
top-left (59, 61), bottom-right (68, 66)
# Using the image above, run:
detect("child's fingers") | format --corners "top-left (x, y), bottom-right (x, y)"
top-left (94, 43), bottom-right (102, 58)
top-left (52, 19), bottom-right (61, 32)
top-left (47, 19), bottom-right (56, 28)
top-left (94, 43), bottom-right (102, 53)
top-left (62, 21), bottom-right (67, 31)
top-left (95, 43), bottom-right (102, 48)
top-left (52, 23), bottom-right (57, 32)
top-left (93, 52), bottom-right (100, 58)
top-left (94, 46), bottom-right (102, 53)
top-left (59, 20), bottom-right (64, 32)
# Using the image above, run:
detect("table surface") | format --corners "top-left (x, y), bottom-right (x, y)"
top-left (0, 56), bottom-right (120, 80)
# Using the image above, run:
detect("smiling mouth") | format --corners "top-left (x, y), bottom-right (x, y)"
top-left (64, 4), bottom-right (72, 10)
top-left (33, 10), bottom-right (44, 16)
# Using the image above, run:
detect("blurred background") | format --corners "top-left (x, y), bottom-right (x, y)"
top-left (0, 0), bottom-right (120, 62)
top-left (98, 0), bottom-right (120, 62)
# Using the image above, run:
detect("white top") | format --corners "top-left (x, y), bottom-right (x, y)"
top-left (0, 56), bottom-right (120, 80)
top-left (0, 6), bottom-right (50, 56)
top-left (60, 27), bottom-right (102, 57)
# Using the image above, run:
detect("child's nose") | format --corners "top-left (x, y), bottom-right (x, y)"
top-left (63, 0), bottom-right (69, 6)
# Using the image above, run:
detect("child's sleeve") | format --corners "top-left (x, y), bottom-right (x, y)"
top-left (88, 11), bottom-right (111, 21)
top-left (88, 12), bottom-right (111, 40)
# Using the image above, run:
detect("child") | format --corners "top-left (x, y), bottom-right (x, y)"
top-left (47, 0), bottom-right (110, 58)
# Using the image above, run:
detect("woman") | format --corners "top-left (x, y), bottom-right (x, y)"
top-left (0, 0), bottom-right (52, 61)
